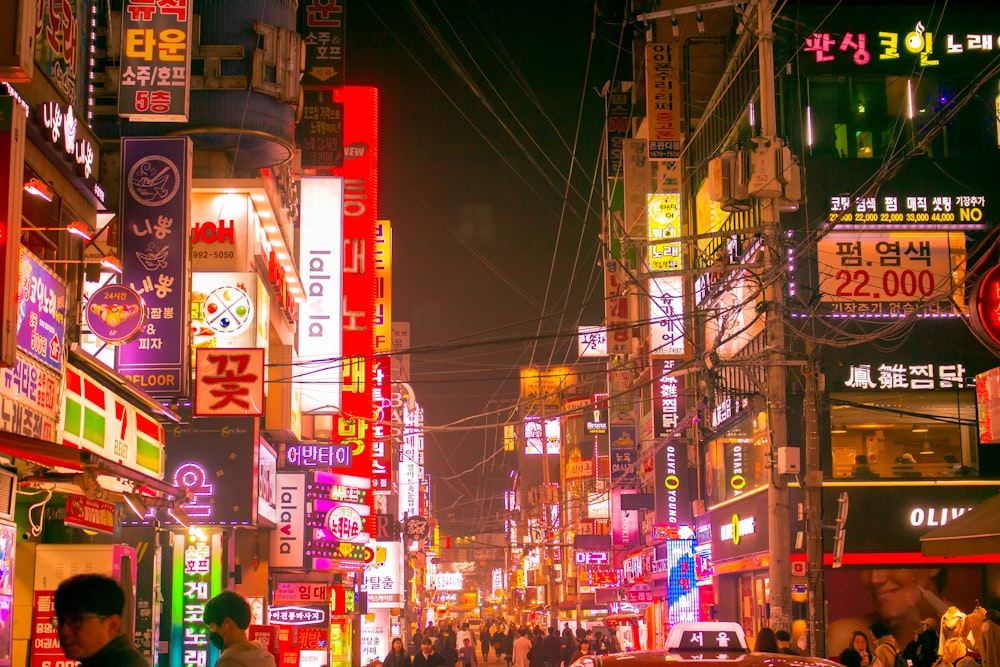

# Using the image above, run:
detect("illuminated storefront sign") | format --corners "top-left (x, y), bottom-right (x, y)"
top-left (604, 259), bottom-right (630, 356)
top-left (273, 582), bottom-right (328, 604)
top-left (577, 326), bottom-right (608, 357)
top-left (270, 472), bottom-right (306, 569)
top-left (575, 550), bottom-right (610, 566)
top-left (191, 273), bottom-right (259, 352)
top-left (268, 606), bottom-right (327, 626)
top-left (828, 194), bottom-right (986, 224)
top-left (396, 394), bottom-right (423, 519)
top-left (840, 362), bottom-right (967, 390)
top-left (283, 443), bottom-right (353, 469)
top-left (588, 569), bottom-right (622, 588)
top-left (648, 193), bottom-right (682, 272)
top-left (257, 440), bottom-right (277, 525)
top-left (372, 219), bottom-right (392, 495)
top-left (585, 393), bottom-right (608, 435)
top-left (523, 417), bottom-right (561, 455)
top-left (61, 362), bottom-right (165, 479)
top-left (0, 353), bottom-right (60, 442)
top-left (34, 99), bottom-right (102, 197)
top-left (86, 284), bottom-right (146, 345)
top-left (118, 137), bottom-right (192, 396)
top-left (362, 541), bottom-right (403, 607)
top-left (160, 415), bottom-right (259, 525)
top-left (909, 506), bottom-right (972, 527)
top-left (297, 89), bottom-right (344, 171)
top-left (331, 87), bottom-right (379, 539)
top-left (665, 539), bottom-right (698, 624)
top-left (297, 176), bottom-right (344, 414)
top-left (193, 348), bottom-right (265, 417)
top-left (817, 232), bottom-right (961, 314)
top-left (171, 531), bottom-right (222, 667)
top-left (299, 0), bottom-right (345, 87)
top-left (649, 276), bottom-right (684, 355)
top-left (972, 265), bottom-right (1000, 351)
top-left (645, 43), bottom-right (681, 160)
top-left (804, 23), bottom-right (1000, 68)
top-left (720, 514), bottom-right (756, 545)
top-left (976, 367), bottom-right (1000, 444)
top-left (119, 0), bottom-right (191, 121)
top-left (17, 247), bottom-right (66, 373)
top-left (434, 572), bottom-right (463, 591)
top-left (190, 192), bottom-right (252, 272)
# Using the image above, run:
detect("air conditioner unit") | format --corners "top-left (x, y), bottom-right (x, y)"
top-left (0, 468), bottom-right (15, 522)
top-left (707, 150), bottom-right (751, 212)
top-left (748, 137), bottom-right (784, 198)
top-left (0, 0), bottom-right (35, 82)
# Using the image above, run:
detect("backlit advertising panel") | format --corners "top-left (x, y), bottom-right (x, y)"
top-left (665, 538), bottom-right (698, 624)
top-left (299, 0), bottom-right (345, 87)
top-left (332, 86), bottom-right (379, 539)
top-left (271, 472), bottom-right (307, 569)
top-left (118, 137), bottom-right (192, 396)
top-left (170, 532), bottom-right (222, 667)
top-left (372, 220), bottom-right (392, 495)
top-left (0, 96), bottom-right (25, 369)
top-left (645, 43), bottom-right (681, 160)
top-left (649, 276), bottom-right (684, 356)
top-left (524, 417), bottom-right (561, 455)
top-left (157, 414), bottom-right (259, 525)
top-left (190, 192), bottom-right (252, 272)
top-left (17, 247), bottom-right (66, 373)
top-left (119, 0), bottom-right (191, 121)
top-left (297, 177), bottom-right (343, 414)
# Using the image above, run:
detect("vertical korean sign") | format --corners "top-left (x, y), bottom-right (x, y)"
top-left (119, 0), bottom-right (192, 121)
top-left (653, 357), bottom-right (691, 526)
top-left (332, 86), bottom-right (378, 540)
top-left (171, 531), bottom-right (222, 667)
top-left (372, 220), bottom-right (392, 495)
top-left (299, 0), bottom-right (345, 87)
top-left (645, 43), bottom-right (681, 160)
top-left (118, 137), bottom-right (192, 397)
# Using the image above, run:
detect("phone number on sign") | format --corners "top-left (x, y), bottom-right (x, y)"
top-left (193, 250), bottom-right (235, 260)
top-left (831, 268), bottom-right (939, 300)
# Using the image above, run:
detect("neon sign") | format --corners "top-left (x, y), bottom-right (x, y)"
top-left (805, 23), bottom-right (1000, 68)
top-left (171, 532), bottom-right (221, 667)
top-left (173, 461), bottom-right (215, 518)
top-left (719, 514), bottom-right (756, 545)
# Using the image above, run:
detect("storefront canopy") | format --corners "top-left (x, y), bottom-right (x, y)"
top-left (920, 492), bottom-right (1000, 557)
top-left (0, 429), bottom-right (185, 501)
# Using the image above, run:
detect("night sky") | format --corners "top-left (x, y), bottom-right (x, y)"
top-left (346, 1), bottom-right (627, 533)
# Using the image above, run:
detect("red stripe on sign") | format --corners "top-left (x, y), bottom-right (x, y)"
top-left (83, 377), bottom-right (105, 408)
top-left (135, 412), bottom-right (160, 440)
top-left (65, 367), bottom-right (81, 395)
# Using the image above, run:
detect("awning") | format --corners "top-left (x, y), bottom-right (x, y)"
top-left (0, 429), bottom-right (185, 501)
top-left (920, 492), bottom-right (1000, 557)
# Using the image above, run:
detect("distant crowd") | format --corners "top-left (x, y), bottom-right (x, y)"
top-left (377, 619), bottom-right (620, 667)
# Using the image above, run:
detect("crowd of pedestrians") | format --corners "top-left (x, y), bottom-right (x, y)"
top-left (378, 619), bottom-right (622, 667)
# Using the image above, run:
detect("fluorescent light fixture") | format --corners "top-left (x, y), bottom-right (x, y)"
top-left (24, 178), bottom-right (54, 202)
top-left (66, 220), bottom-right (93, 241)
top-left (123, 492), bottom-right (149, 520)
top-left (100, 256), bottom-right (123, 274)
top-left (167, 505), bottom-right (191, 527)
top-left (907, 79), bottom-right (914, 119)
top-left (806, 106), bottom-right (813, 146)
top-left (258, 210), bottom-right (271, 218)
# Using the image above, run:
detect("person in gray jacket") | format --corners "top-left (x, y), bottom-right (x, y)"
top-left (204, 591), bottom-right (276, 667)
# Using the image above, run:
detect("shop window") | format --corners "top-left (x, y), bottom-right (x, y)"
top-left (828, 391), bottom-right (977, 480)
top-left (855, 131), bottom-right (874, 158)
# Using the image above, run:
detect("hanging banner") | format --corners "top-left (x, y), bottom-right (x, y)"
top-left (118, 136), bottom-right (192, 397)
top-left (119, 0), bottom-right (192, 121)
top-left (645, 42), bottom-right (681, 160)
top-left (17, 247), bottom-right (66, 374)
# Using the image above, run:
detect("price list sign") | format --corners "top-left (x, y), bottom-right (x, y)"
top-left (119, 0), bottom-right (192, 121)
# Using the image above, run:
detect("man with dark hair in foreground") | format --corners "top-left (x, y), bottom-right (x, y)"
top-left (54, 573), bottom-right (148, 667)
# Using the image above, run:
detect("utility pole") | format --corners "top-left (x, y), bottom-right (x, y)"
top-left (803, 342), bottom-right (825, 656)
top-left (757, 0), bottom-right (792, 633)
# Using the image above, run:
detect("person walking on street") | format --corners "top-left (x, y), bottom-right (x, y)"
top-left (569, 640), bottom-right (591, 665)
top-left (514, 629), bottom-right (533, 667)
top-left (872, 622), bottom-right (900, 667)
top-left (53, 574), bottom-right (148, 667)
top-left (543, 627), bottom-right (562, 667)
top-left (413, 639), bottom-right (446, 667)
top-left (459, 637), bottom-right (479, 667)
top-left (481, 625), bottom-right (492, 663)
top-left (385, 638), bottom-right (413, 667)
top-left (203, 591), bottom-right (277, 667)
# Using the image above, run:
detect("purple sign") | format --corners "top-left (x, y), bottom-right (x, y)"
top-left (86, 284), bottom-right (146, 344)
top-left (16, 247), bottom-right (66, 373)
top-left (118, 137), bottom-right (191, 396)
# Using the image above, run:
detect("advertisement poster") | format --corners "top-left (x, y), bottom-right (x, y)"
top-left (823, 565), bottom-right (982, 656)
top-left (17, 247), bottom-right (66, 373)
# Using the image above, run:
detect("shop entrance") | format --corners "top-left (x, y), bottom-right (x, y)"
top-left (739, 571), bottom-right (770, 649)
